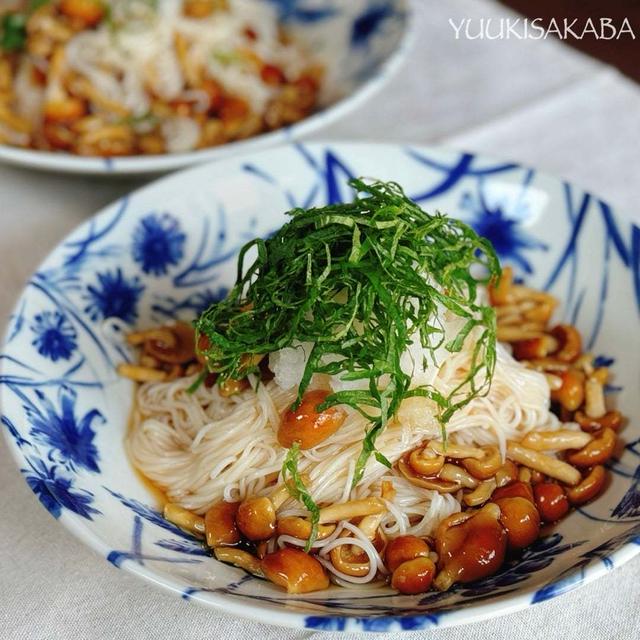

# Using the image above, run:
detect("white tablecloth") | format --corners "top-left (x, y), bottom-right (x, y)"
top-left (1, 1), bottom-right (639, 638)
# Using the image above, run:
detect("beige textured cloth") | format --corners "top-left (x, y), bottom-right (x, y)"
top-left (1, 1), bottom-right (639, 638)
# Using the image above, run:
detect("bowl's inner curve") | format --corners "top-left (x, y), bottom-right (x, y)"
top-left (1, 143), bottom-right (638, 629)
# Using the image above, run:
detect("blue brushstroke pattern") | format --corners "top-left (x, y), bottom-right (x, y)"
top-left (25, 385), bottom-right (103, 473)
top-left (22, 457), bottom-right (100, 520)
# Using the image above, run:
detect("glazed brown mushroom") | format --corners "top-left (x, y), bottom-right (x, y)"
top-left (551, 369), bottom-right (585, 412)
top-left (408, 447), bottom-right (445, 476)
top-left (494, 460), bottom-right (519, 487)
top-left (204, 501), bottom-right (240, 547)
top-left (533, 483), bottom-right (569, 522)
top-left (428, 441), bottom-right (484, 460)
top-left (384, 535), bottom-right (431, 573)
top-left (492, 480), bottom-right (535, 504)
top-left (59, 0), bottom-right (105, 27)
top-left (584, 377), bottom-right (606, 419)
top-left (144, 322), bottom-right (196, 365)
top-left (278, 389), bottom-right (347, 449)
top-left (164, 503), bottom-right (205, 537)
top-left (329, 545), bottom-right (370, 578)
top-left (318, 498), bottom-right (386, 524)
top-left (512, 335), bottom-right (558, 360)
top-left (214, 547), bottom-right (263, 576)
top-left (218, 377), bottom-right (250, 397)
top-left (398, 460), bottom-right (461, 493)
top-left (127, 327), bottom-right (176, 348)
top-left (276, 517), bottom-right (335, 540)
top-left (494, 497), bottom-right (540, 549)
top-left (520, 429), bottom-right (592, 452)
top-left (183, 0), bottom-right (224, 19)
top-left (117, 363), bottom-right (168, 382)
top-left (391, 557), bottom-right (436, 595)
top-left (488, 265), bottom-right (513, 305)
top-left (565, 428), bottom-right (616, 467)
top-left (566, 466), bottom-right (607, 505)
top-left (549, 324), bottom-right (582, 362)
top-left (463, 478), bottom-right (497, 507)
top-left (574, 410), bottom-right (622, 433)
top-left (438, 463), bottom-right (478, 489)
top-left (506, 441), bottom-right (581, 486)
top-left (261, 548), bottom-right (329, 593)
top-left (461, 445), bottom-right (502, 480)
top-left (433, 503), bottom-right (507, 591)
top-left (236, 496), bottom-right (276, 541)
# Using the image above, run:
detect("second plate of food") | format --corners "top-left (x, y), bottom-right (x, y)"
top-left (0, 0), bottom-right (410, 174)
top-left (2, 141), bottom-right (639, 632)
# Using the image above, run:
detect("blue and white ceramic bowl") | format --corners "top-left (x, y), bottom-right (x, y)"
top-left (0, 1), bottom-right (411, 175)
top-left (2, 142), bottom-right (639, 632)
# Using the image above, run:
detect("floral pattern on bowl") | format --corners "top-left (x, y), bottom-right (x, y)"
top-left (2, 142), bottom-right (639, 632)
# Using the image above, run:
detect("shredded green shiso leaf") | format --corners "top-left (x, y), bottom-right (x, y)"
top-left (1, 1), bottom-right (50, 52)
top-left (281, 442), bottom-right (318, 552)
top-left (196, 178), bottom-right (500, 546)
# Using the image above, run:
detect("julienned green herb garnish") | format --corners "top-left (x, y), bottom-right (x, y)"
top-left (1, 0), bottom-right (50, 53)
top-left (196, 178), bottom-right (500, 548)
top-left (0, 13), bottom-right (28, 52)
top-left (282, 442), bottom-right (319, 552)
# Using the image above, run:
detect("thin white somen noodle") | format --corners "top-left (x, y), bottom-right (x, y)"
top-left (127, 289), bottom-right (564, 586)
top-left (128, 343), bottom-right (559, 513)
top-left (12, 0), bottom-right (315, 151)
top-left (277, 520), bottom-right (344, 551)
top-left (317, 522), bottom-right (384, 584)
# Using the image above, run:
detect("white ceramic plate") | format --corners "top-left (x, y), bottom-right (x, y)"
top-left (0, 1), bottom-right (411, 175)
top-left (2, 142), bottom-right (639, 632)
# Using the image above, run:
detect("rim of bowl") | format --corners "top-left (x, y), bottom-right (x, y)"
top-left (0, 3), bottom-right (416, 176)
top-left (1, 140), bottom-right (638, 632)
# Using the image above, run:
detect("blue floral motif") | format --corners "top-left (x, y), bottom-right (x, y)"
top-left (304, 617), bottom-right (348, 631)
top-left (84, 268), bottom-right (144, 323)
top-left (460, 190), bottom-right (548, 274)
top-left (305, 614), bottom-right (440, 632)
top-left (351, 3), bottom-right (393, 46)
top-left (132, 213), bottom-right (186, 276)
top-left (26, 386), bottom-right (104, 473)
top-left (531, 526), bottom-right (640, 603)
top-left (30, 310), bottom-right (77, 362)
top-left (22, 457), bottom-right (100, 520)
